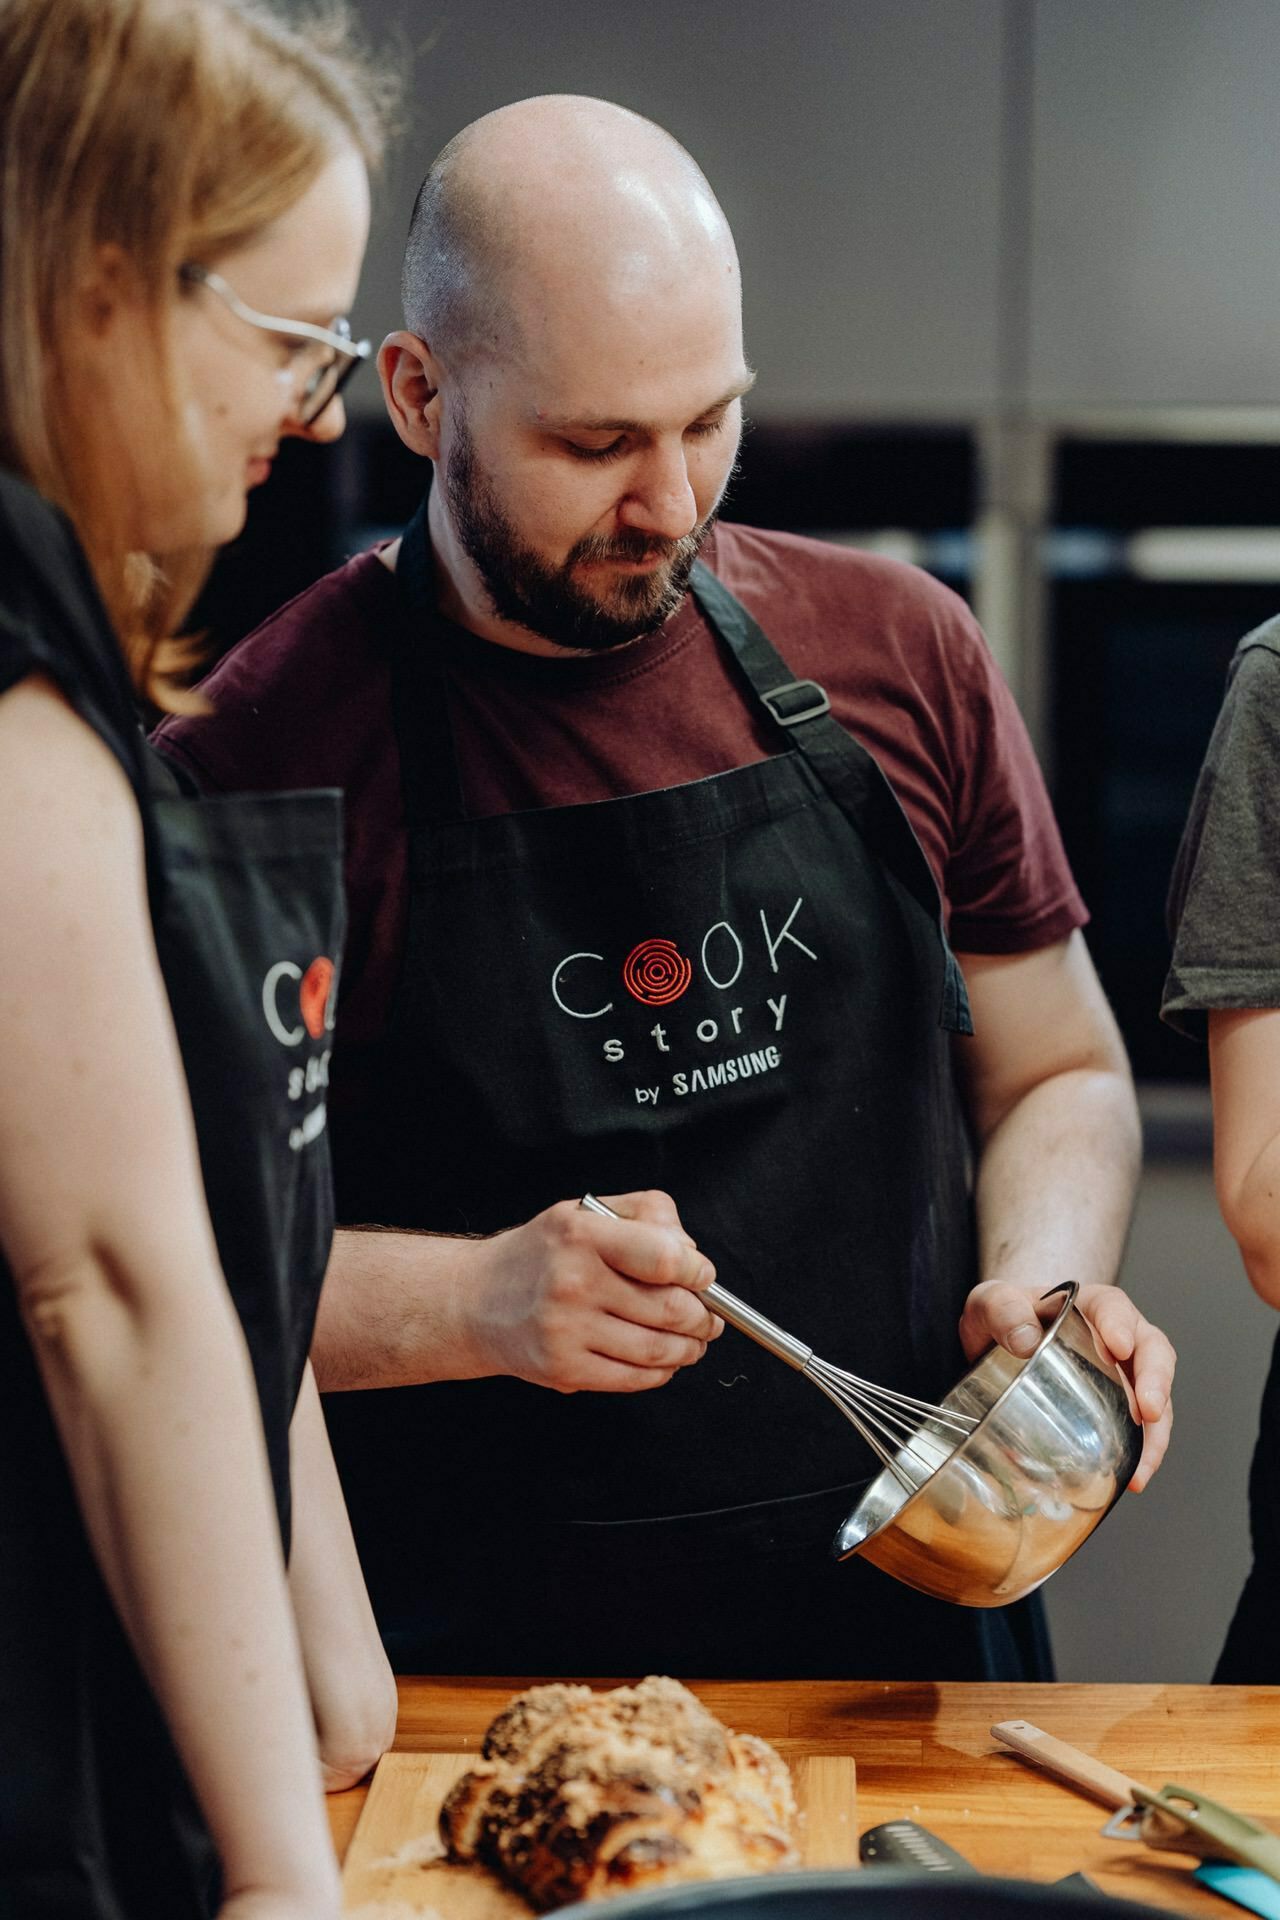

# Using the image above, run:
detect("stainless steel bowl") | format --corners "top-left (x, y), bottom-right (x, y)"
top-left (832, 1284), bottom-right (1142, 1605)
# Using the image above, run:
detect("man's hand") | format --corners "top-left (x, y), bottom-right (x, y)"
top-left (955, 934), bottom-right (1172, 1494)
top-left (464, 1190), bottom-right (723, 1393)
top-left (957, 1278), bottom-right (1174, 1492)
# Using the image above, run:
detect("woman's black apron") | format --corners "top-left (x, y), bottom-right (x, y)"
top-left (1214, 1329), bottom-right (1280, 1681)
top-left (323, 506), bottom-right (1051, 1682)
top-left (0, 753), bottom-right (344, 1918)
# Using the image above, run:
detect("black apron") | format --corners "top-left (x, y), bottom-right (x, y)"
top-left (0, 756), bottom-right (344, 1919)
top-left (323, 505), bottom-right (1050, 1681)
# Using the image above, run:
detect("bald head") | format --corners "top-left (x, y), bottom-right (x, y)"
top-left (401, 95), bottom-right (738, 369)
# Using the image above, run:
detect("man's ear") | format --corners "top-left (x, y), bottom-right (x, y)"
top-left (379, 331), bottom-right (444, 459)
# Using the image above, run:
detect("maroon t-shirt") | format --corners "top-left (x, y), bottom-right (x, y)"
top-left (155, 522), bottom-right (1086, 1124)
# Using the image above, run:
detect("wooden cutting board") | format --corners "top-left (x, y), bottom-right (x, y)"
top-left (342, 1751), bottom-right (858, 1917)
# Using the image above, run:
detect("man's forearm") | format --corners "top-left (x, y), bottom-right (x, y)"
top-left (971, 1065), bottom-right (1142, 1297)
top-left (311, 1226), bottom-right (488, 1390)
top-left (311, 1199), bottom-right (720, 1395)
top-left (954, 936), bottom-right (1171, 1485)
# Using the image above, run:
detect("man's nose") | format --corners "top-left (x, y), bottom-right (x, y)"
top-left (617, 444), bottom-right (697, 542)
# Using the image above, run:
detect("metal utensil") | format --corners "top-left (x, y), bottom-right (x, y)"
top-left (992, 1719), bottom-right (1280, 1886)
top-left (859, 1821), bottom-right (977, 1873)
top-left (579, 1193), bottom-right (977, 1496)
top-left (579, 1196), bottom-right (1140, 1604)
top-left (858, 1818), bottom-right (1103, 1898)
top-left (833, 1288), bottom-right (1141, 1604)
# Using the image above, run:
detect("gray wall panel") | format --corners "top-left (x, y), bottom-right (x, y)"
top-left (351, 0), bottom-right (1006, 417)
top-left (1030, 0), bottom-right (1280, 407)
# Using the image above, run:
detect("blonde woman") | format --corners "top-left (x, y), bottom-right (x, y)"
top-left (0, 3), bottom-right (396, 1913)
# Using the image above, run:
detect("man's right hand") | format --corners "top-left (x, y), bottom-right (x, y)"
top-left (464, 1191), bottom-right (722, 1392)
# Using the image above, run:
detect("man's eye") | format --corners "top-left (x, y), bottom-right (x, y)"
top-left (563, 438), bottom-right (626, 463)
top-left (686, 417), bottom-right (726, 441)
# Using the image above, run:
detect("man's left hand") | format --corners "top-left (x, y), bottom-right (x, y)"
top-left (957, 1279), bottom-right (1174, 1492)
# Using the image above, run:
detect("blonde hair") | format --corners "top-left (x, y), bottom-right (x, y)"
top-left (0, 0), bottom-right (394, 708)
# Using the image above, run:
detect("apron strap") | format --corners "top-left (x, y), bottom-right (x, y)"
top-left (690, 559), bottom-right (972, 1035)
top-left (389, 510), bottom-right (969, 1034)
top-left (393, 497), bottom-right (469, 826)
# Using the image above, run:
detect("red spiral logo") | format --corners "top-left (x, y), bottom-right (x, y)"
top-left (622, 938), bottom-right (693, 1006)
top-left (299, 956), bottom-right (335, 1039)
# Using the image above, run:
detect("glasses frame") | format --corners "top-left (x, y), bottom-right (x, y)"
top-left (178, 261), bottom-right (371, 425)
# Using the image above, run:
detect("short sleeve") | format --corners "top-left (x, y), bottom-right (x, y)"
top-left (749, 534), bottom-right (1089, 956)
top-left (0, 549), bottom-right (66, 697)
top-left (0, 469), bottom-right (146, 798)
top-left (1163, 628), bottom-right (1280, 1040)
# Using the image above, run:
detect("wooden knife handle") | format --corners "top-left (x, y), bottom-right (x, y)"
top-left (990, 1719), bottom-right (1149, 1810)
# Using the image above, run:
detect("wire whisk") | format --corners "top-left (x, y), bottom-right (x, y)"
top-left (581, 1194), bottom-right (978, 1497)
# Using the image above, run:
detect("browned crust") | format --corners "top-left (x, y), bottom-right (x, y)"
top-left (439, 1676), bottom-right (797, 1911)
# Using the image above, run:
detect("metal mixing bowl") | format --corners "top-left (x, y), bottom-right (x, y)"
top-left (831, 1283), bottom-right (1142, 1605)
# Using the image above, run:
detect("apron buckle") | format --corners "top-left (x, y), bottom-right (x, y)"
top-left (761, 678), bottom-right (831, 727)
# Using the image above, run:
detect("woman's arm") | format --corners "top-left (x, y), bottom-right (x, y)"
top-left (288, 1362), bottom-right (397, 1790)
top-left (0, 677), bottom-right (338, 1917)
top-left (1210, 1007), bottom-right (1280, 1306)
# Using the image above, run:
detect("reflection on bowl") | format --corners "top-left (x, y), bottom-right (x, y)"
top-left (832, 1286), bottom-right (1142, 1606)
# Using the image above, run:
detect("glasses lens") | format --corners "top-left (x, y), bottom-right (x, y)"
top-left (300, 351), bottom-right (362, 426)
top-left (299, 357), bottom-right (339, 425)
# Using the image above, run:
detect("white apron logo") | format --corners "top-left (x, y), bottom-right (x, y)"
top-left (261, 954), bottom-right (336, 1150)
top-left (549, 897), bottom-right (818, 1107)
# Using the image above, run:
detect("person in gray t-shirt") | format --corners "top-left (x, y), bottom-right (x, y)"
top-left (1165, 617), bottom-right (1280, 1680)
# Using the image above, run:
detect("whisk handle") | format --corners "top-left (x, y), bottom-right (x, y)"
top-left (578, 1194), bottom-right (812, 1371)
top-left (702, 1281), bottom-right (812, 1369)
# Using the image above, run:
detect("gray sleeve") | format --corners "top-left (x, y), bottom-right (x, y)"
top-left (1163, 630), bottom-right (1280, 1040)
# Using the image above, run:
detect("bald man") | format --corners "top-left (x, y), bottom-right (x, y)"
top-left (155, 97), bottom-right (1173, 1680)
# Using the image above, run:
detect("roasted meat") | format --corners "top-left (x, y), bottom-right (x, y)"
top-left (439, 1675), bottom-right (798, 1910)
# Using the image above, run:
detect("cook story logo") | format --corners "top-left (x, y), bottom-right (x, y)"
top-left (550, 895), bottom-right (818, 1109)
top-left (261, 952), bottom-right (337, 1152)
top-left (262, 955), bottom-right (336, 1045)
top-left (622, 938), bottom-right (693, 1006)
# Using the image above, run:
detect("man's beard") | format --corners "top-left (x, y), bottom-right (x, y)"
top-left (444, 412), bottom-right (726, 653)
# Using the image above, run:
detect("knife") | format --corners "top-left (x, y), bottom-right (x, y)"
top-left (989, 1718), bottom-right (1145, 1809)
top-left (859, 1821), bottom-right (976, 1873)
top-left (991, 1718), bottom-right (1280, 1911)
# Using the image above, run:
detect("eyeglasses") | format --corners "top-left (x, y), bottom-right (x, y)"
top-left (178, 262), bottom-right (371, 426)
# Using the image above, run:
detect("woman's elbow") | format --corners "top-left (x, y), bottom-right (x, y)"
top-left (317, 1669), bottom-right (398, 1792)
top-left (16, 1246), bottom-right (126, 1382)
top-left (1237, 1244), bottom-right (1280, 1311)
top-left (1216, 1185), bottom-right (1280, 1309)
top-left (319, 1713), bottom-right (397, 1793)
